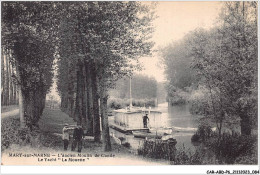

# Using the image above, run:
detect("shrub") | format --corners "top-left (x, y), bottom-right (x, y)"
top-left (1, 116), bottom-right (21, 150)
top-left (205, 133), bottom-right (257, 164)
top-left (167, 88), bottom-right (189, 105)
top-left (172, 144), bottom-right (210, 165)
top-left (108, 98), bottom-right (156, 110)
top-left (188, 86), bottom-right (209, 115)
top-left (191, 133), bottom-right (200, 143)
top-left (144, 99), bottom-right (156, 107)
top-left (168, 96), bottom-right (186, 105)
top-left (174, 146), bottom-right (190, 164)
top-left (108, 99), bottom-right (124, 109)
top-left (137, 139), bottom-right (219, 165)
top-left (138, 139), bottom-right (177, 160)
top-left (191, 124), bottom-right (213, 143)
top-left (122, 142), bottom-right (131, 148)
top-left (197, 124), bottom-right (212, 142)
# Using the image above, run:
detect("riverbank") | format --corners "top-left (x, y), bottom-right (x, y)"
top-left (1, 108), bottom-right (168, 165)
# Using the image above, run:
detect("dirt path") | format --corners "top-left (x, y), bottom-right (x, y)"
top-left (1, 109), bottom-right (19, 118)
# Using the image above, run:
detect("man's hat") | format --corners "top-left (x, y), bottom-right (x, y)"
top-left (64, 123), bottom-right (69, 126)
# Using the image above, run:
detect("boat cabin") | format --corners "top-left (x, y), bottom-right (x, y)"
top-left (112, 108), bottom-right (162, 132)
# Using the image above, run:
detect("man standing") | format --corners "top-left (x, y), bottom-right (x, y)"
top-left (143, 113), bottom-right (149, 128)
top-left (71, 124), bottom-right (84, 152)
top-left (62, 123), bottom-right (70, 151)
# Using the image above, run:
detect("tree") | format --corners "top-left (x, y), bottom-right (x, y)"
top-left (91, 1), bottom-right (155, 148)
top-left (56, 2), bottom-right (155, 150)
top-left (190, 2), bottom-right (257, 136)
top-left (160, 35), bottom-right (199, 105)
top-left (109, 74), bottom-right (158, 100)
top-left (2, 2), bottom-right (58, 130)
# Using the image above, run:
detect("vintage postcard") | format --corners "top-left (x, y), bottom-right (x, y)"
top-left (1, 1), bottom-right (259, 174)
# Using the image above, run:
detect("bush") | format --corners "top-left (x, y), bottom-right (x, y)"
top-left (191, 133), bottom-right (200, 143)
top-left (1, 116), bottom-right (50, 151)
top-left (122, 142), bottom-right (131, 148)
top-left (1, 116), bottom-right (21, 150)
top-left (206, 133), bottom-right (257, 164)
top-left (197, 124), bottom-right (212, 142)
top-left (138, 139), bottom-right (177, 160)
top-left (167, 88), bottom-right (189, 105)
top-left (168, 96), bottom-right (186, 105)
top-left (137, 139), bottom-right (220, 165)
top-left (108, 98), bottom-right (156, 110)
top-left (172, 144), bottom-right (213, 165)
top-left (191, 126), bottom-right (258, 165)
top-left (188, 86), bottom-right (209, 115)
top-left (108, 99), bottom-right (124, 109)
top-left (191, 124), bottom-right (213, 143)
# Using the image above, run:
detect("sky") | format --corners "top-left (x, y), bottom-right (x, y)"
top-left (138, 1), bottom-right (223, 82)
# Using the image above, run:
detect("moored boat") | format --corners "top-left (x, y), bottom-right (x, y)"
top-left (132, 130), bottom-right (168, 139)
top-left (171, 126), bottom-right (197, 133)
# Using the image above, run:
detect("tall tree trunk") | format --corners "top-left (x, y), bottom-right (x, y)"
top-left (1, 48), bottom-right (5, 106)
top-left (85, 61), bottom-right (94, 136)
top-left (33, 89), bottom-right (45, 125)
top-left (31, 90), bottom-right (39, 126)
top-left (41, 92), bottom-right (46, 115)
top-left (68, 63), bottom-right (76, 118)
top-left (16, 85), bottom-right (19, 105)
top-left (74, 70), bottom-right (81, 123)
top-left (91, 63), bottom-right (101, 142)
top-left (15, 60), bottom-right (26, 129)
top-left (13, 82), bottom-right (17, 105)
top-left (240, 115), bottom-right (251, 136)
top-left (61, 96), bottom-right (64, 109)
top-left (9, 57), bottom-right (13, 105)
top-left (81, 64), bottom-right (87, 129)
top-left (74, 61), bottom-right (84, 125)
top-left (23, 91), bottom-right (34, 131)
top-left (18, 85), bottom-right (25, 128)
top-left (100, 85), bottom-right (111, 151)
top-left (5, 50), bottom-right (10, 106)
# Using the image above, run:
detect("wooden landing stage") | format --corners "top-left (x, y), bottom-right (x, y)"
top-left (109, 122), bottom-right (149, 134)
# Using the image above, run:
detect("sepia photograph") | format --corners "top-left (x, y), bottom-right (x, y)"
top-left (0, 0), bottom-right (259, 173)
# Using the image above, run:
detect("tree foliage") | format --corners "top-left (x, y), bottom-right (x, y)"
top-left (56, 2), bottom-right (155, 150)
top-left (190, 2), bottom-right (257, 136)
top-left (161, 2), bottom-right (257, 136)
top-left (160, 38), bottom-right (197, 90)
top-left (109, 74), bottom-right (157, 100)
top-left (2, 2), bottom-right (59, 129)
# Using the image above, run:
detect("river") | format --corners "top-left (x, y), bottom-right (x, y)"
top-left (109, 102), bottom-right (201, 152)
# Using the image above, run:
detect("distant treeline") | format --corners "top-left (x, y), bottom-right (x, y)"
top-left (108, 74), bottom-right (167, 108)
top-left (1, 50), bottom-right (19, 106)
top-left (109, 74), bottom-right (157, 100)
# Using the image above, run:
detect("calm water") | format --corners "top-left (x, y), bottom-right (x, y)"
top-left (109, 103), bottom-right (200, 151)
